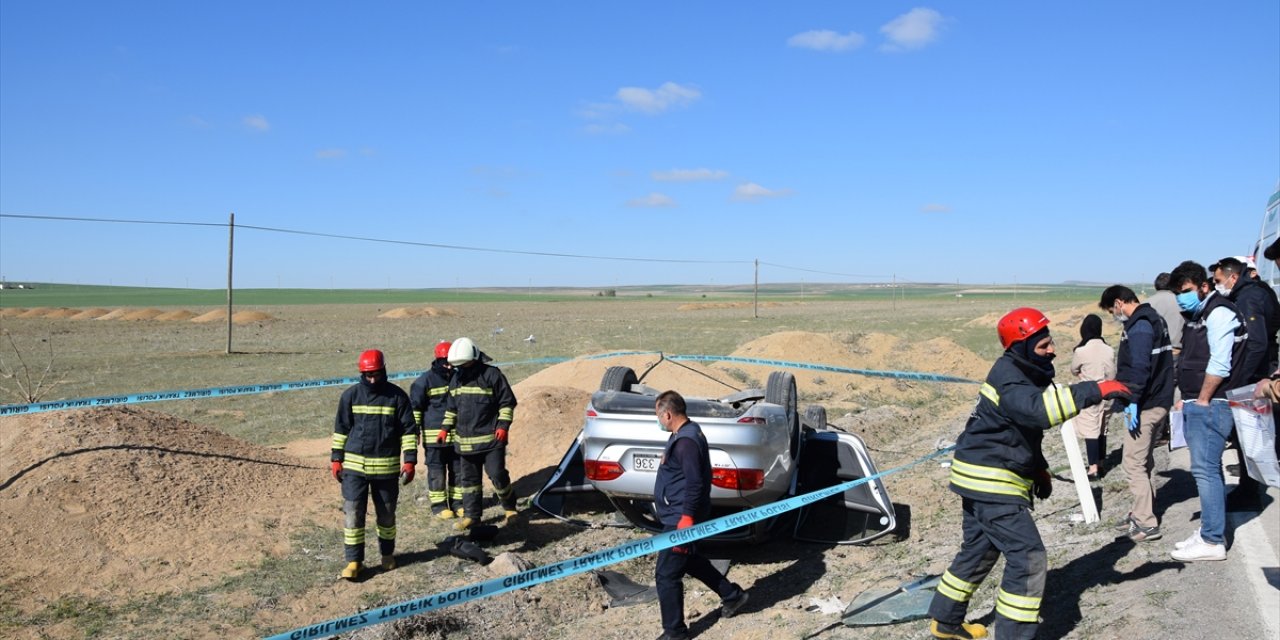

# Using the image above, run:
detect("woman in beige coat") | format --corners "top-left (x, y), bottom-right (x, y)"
top-left (1071, 314), bottom-right (1116, 478)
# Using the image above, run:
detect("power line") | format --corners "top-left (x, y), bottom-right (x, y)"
top-left (0, 213), bottom-right (223, 228)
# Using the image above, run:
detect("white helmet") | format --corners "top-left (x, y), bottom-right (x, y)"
top-left (448, 337), bottom-right (480, 366)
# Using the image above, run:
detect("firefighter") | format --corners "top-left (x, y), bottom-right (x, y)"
top-left (927, 308), bottom-right (1131, 640)
top-left (440, 337), bottom-right (518, 531)
top-left (409, 340), bottom-right (462, 519)
top-left (331, 349), bottom-right (418, 580)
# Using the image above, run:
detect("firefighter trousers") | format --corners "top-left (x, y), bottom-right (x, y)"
top-left (424, 445), bottom-right (461, 513)
top-left (457, 445), bottom-right (516, 519)
top-left (341, 473), bottom-right (399, 562)
top-left (928, 497), bottom-right (1046, 640)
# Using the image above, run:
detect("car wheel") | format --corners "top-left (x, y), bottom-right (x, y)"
top-left (766, 371), bottom-right (800, 458)
top-left (600, 366), bottom-right (639, 393)
top-left (804, 404), bottom-right (827, 430)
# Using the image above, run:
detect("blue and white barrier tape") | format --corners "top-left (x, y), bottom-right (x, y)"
top-left (265, 444), bottom-right (956, 640)
top-left (0, 352), bottom-right (978, 417)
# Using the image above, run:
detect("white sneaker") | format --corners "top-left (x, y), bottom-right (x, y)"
top-left (1171, 538), bottom-right (1226, 562)
top-left (1173, 528), bottom-right (1202, 551)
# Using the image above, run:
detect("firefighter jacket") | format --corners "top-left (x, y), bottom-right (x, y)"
top-left (410, 359), bottom-right (453, 448)
top-left (654, 420), bottom-right (712, 527)
top-left (1178, 293), bottom-right (1251, 400)
top-left (331, 378), bottom-right (417, 478)
top-left (442, 360), bottom-right (517, 454)
top-left (1115, 303), bottom-right (1175, 410)
top-left (949, 352), bottom-right (1103, 506)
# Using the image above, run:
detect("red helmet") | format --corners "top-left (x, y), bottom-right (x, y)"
top-left (434, 340), bottom-right (452, 360)
top-left (358, 349), bottom-right (385, 373)
top-left (997, 307), bottom-right (1050, 349)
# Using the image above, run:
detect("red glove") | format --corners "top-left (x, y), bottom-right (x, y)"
top-left (1097, 380), bottom-right (1132, 401)
top-left (436, 429), bottom-right (449, 444)
top-left (677, 515), bottom-right (695, 529)
top-left (331, 461), bottom-right (343, 482)
top-left (400, 463), bottom-right (415, 485)
top-left (495, 428), bottom-right (508, 444)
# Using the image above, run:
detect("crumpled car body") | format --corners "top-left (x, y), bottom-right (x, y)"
top-left (534, 365), bottom-right (898, 544)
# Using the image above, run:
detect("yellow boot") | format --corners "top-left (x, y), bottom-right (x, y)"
top-left (454, 517), bottom-right (474, 531)
top-left (930, 620), bottom-right (988, 639)
top-left (436, 508), bottom-right (455, 520)
top-left (340, 561), bottom-right (362, 580)
top-left (381, 555), bottom-right (396, 571)
top-left (454, 507), bottom-right (465, 518)
top-left (504, 509), bottom-right (519, 524)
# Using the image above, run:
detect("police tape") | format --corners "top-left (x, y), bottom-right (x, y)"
top-left (0, 352), bottom-right (978, 416)
top-left (264, 444), bottom-right (957, 640)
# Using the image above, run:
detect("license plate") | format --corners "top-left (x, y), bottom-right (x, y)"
top-left (632, 453), bottom-right (660, 472)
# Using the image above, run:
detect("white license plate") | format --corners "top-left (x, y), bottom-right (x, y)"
top-left (632, 453), bottom-right (660, 472)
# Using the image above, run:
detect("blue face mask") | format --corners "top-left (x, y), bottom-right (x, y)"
top-left (1176, 289), bottom-right (1202, 312)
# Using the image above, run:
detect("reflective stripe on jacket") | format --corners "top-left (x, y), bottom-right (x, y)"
top-left (410, 359), bottom-right (454, 448)
top-left (441, 362), bottom-right (517, 454)
top-left (950, 352), bottom-right (1101, 505)
top-left (332, 379), bottom-right (418, 477)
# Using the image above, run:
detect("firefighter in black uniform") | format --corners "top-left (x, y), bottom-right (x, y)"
top-left (927, 308), bottom-right (1131, 640)
top-left (410, 340), bottom-right (462, 519)
top-left (331, 349), bottom-right (418, 580)
top-left (439, 337), bottom-right (518, 531)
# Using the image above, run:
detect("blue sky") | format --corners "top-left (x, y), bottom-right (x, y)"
top-left (1, 2), bottom-right (1276, 289)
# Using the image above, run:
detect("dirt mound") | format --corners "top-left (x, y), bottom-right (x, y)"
top-left (190, 309), bottom-right (277, 324)
top-left (119, 308), bottom-right (164, 320)
top-left (15, 307), bottom-right (52, 318)
top-left (516, 353), bottom-right (736, 398)
top-left (677, 301), bottom-right (783, 311)
top-left (378, 306), bottom-right (459, 319)
top-left (0, 406), bottom-right (328, 613)
top-left (0, 307), bottom-right (26, 317)
top-left (68, 307), bottom-right (111, 320)
top-left (154, 309), bottom-right (198, 321)
top-left (506, 385), bottom-right (592, 482)
top-left (95, 308), bottom-right (129, 320)
top-left (714, 331), bottom-right (987, 409)
top-left (42, 308), bottom-right (78, 319)
top-left (965, 304), bottom-right (1125, 346)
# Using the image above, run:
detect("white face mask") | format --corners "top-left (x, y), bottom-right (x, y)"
top-left (1113, 311), bottom-right (1129, 324)
top-left (1214, 284), bottom-right (1230, 297)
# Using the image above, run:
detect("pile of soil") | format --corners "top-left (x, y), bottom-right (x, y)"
top-left (16, 307), bottom-right (52, 318)
top-left (677, 301), bottom-right (784, 311)
top-left (42, 308), bottom-right (79, 319)
top-left (68, 308), bottom-right (111, 320)
top-left (378, 307), bottom-right (459, 319)
top-left (0, 406), bottom-right (328, 614)
top-left (120, 308), bottom-right (165, 321)
top-left (190, 309), bottom-right (276, 324)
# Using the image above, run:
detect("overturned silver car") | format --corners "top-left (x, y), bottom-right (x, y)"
top-left (534, 365), bottom-right (900, 544)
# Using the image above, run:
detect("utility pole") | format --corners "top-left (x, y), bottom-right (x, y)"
top-left (226, 212), bottom-right (235, 354)
top-left (753, 259), bottom-right (759, 319)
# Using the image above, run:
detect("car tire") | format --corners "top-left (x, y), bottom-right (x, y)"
top-left (803, 404), bottom-right (827, 430)
top-left (766, 371), bottom-right (800, 458)
top-left (600, 366), bottom-right (639, 393)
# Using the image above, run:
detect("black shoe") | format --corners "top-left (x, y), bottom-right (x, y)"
top-left (1225, 464), bottom-right (1241, 477)
top-left (1226, 487), bottom-right (1265, 512)
top-left (656, 631), bottom-right (689, 640)
top-left (720, 589), bottom-right (749, 618)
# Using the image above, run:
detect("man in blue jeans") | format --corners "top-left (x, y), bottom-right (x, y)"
top-left (652, 390), bottom-right (749, 640)
top-left (1167, 260), bottom-right (1255, 562)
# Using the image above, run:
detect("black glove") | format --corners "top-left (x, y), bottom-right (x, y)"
top-left (1033, 469), bottom-right (1053, 500)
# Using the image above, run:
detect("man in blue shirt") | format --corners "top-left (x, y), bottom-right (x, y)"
top-left (1167, 261), bottom-right (1254, 562)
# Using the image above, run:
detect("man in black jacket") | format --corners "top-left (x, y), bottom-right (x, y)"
top-left (652, 390), bottom-right (748, 640)
top-left (1098, 285), bottom-right (1175, 541)
top-left (1212, 256), bottom-right (1280, 509)
top-left (927, 308), bottom-right (1130, 640)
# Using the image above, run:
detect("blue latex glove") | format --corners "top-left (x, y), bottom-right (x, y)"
top-left (1124, 403), bottom-right (1140, 436)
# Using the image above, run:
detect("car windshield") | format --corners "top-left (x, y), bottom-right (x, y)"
top-left (589, 390), bottom-right (745, 419)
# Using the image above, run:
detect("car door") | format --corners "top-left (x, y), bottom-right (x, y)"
top-left (531, 431), bottom-right (619, 525)
top-left (791, 430), bottom-right (897, 544)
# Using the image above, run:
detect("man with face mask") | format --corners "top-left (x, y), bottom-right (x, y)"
top-left (1097, 285), bottom-right (1175, 541)
top-left (1211, 257), bottom-right (1280, 509)
top-left (927, 308), bottom-right (1131, 640)
top-left (1167, 260), bottom-right (1255, 561)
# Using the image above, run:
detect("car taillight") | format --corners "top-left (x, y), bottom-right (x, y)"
top-left (586, 408), bottom-right (598, 417)
top-left (584, 459), bottom-right (624, 481)
top-left (736, 416), bottom-right (765, 424)
top-left (711, 467), bottom-right (764, 490)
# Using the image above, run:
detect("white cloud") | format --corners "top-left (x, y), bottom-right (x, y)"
top-left (880, 8), bottom-right (944, 51)
top-left (616, 82), bottom-right (701, 114)
top-left (315, 148), bottom-right (346, 160)
top-left (920, 203), bottom-right (952, 213)
top-left (732, 182), bottom-right (793, 202)
top-left (626, 192), bottom-right (677, 208)
top-left (787, 29), bottom-right (866, 52)
top-left (243, 114), bottom-right (270, 132)
top-left (652, 168), bottom-right (729, 182)
top-left (185, 115), bottom-right (210, 128)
